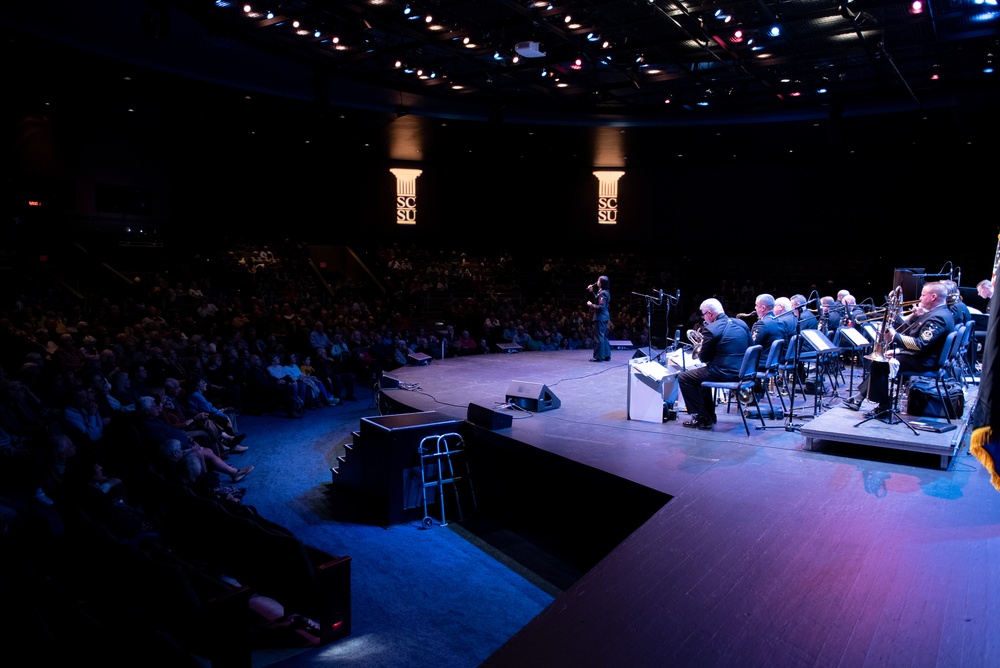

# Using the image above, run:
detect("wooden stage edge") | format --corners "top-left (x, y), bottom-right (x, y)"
top-left (799, 391), bottom-right (975, 470)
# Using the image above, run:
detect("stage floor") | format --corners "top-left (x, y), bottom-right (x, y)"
top-left (383, 348), bottom-right (1000, 668)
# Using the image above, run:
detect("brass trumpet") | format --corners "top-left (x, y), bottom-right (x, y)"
top-left (853, 299), bottom-right (920, 323)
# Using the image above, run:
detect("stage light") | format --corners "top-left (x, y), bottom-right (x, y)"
top-left (314, 29), bottom-right (321, 38)
top-left (909, 0), bottom-right (924, 13)
top-left (403, 4), bottom-right (411, 14)
top-left (571, 57), bottom-right (583, 70)
top-left (769, 26), bottom-right (780, 37)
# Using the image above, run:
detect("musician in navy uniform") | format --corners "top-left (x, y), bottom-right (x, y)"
top-left (750, 293), bottom-right (782, 369)
top-left (772, 297), bottom-right (798, 341)
top-left (586, 275), bottom-right (611, 362)
top-left (844, 282), bottom-right (955, 417)
top-left (791, 294), bottom-right (819, 330)
top-left (678, 298), bottom-right (752, 430)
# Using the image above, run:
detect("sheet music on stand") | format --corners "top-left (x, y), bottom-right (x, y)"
top-left (632, 360), bottom-right (671, 382)
top-left (862, 323), bottom-right (882, 344)
top-left (840, 327), bottom-right (870, 348)
top-left (664, 349), bottom-right (703, 372)
top-left (801, 328), bottom-right (838, 352)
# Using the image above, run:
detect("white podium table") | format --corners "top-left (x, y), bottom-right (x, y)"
top-left (627, 351), bottom-right (704, 423)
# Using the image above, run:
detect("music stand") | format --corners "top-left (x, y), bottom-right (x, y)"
top-left (800, 328), bottom-right (839, 412)
top-left (852, 352), bottom-right (920, 435)
top-left (836, 327), bottom-right (871, 399)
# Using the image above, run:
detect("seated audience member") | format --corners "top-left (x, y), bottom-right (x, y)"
top-left (267, 355), bottom-right (310, 410)
top-left (204, 350), bottom-right (244, 410)
top-left (297, 354), bottom-right (344, 406)
top-left (156, 437), bottom-right (253, 500)
top-left (453, 330), bottom-right (480, 356)
top-left (159, 378), bottom-right (239, 457)
top-left (186, 375), bottom-right (249, 450)
top-left (64, 452), bottom-right (157, 540)
top-left (61, 386), bottom-right (109, 452)
top-left (315, 347), bottom-right (357, 402)
top-left (110, 369), bottom-right (141, 411)
top-left (309, 320), bottom-right (332, 355)
top-left (244, 354), bottom-right (301, 417)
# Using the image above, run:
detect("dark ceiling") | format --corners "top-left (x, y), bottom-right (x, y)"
top-left (6, 0), bottom-right (1000, 126)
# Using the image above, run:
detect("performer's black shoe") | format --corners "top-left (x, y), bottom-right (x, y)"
top-left (682, 415), bottom-right (714, 430)
top-left (844, 395), bottom-right (863, 412)
top-left (863, 405), bottom-right (890, 419)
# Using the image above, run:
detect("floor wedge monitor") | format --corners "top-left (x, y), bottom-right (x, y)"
top-left (505, 380), bottom-right (561, 413)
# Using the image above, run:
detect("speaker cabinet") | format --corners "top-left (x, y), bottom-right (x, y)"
top-left (379, 374), bottom-right (401, 389)
top-left (505, 380), bottom-right (561, 413)
top-left (407, 352), bottom-right (432, 366)
top-left (893, 268), bottom-right (925, 303)
top-left (467, 402), bottom-right (513, 429)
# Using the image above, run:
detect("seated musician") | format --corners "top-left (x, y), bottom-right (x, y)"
top-left (678, 299), bottom-right (752, 430)
top-left (750, 294), bottom-right (782, 370)
top-left (791, 294), bottom-right (818, 331)
top-left (819, 296), bottom-right (841, 337)
top-left (772, 297), bottom-right (798, 341)
top-left (844, 282), bottom-right (955, 417)
top-left (942, 280), bottom-right (972, 329)
top-left (843, 295), bottom-right (865, 327)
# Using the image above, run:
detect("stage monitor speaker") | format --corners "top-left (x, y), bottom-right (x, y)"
top-left (407, 352), bottom-right (432, 366)
top-left (893, 268), bottom-right (924, 303)
top-left (632, 349), bottom-right (649, 360)
top-left (467, 402), bottom-right (513, 430)
top-left (505, 380), bottom-right (561, 413)
top-left (379, 374), bottom-right (401, 389)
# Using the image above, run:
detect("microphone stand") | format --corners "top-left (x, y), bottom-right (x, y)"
top-left (783, 294), bottom-right (820, 432)
top-left (632, 289), bottom-right (663, 360)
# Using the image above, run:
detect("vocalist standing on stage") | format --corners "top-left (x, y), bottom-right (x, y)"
top-left (587, 275), bottom-right (611, 362)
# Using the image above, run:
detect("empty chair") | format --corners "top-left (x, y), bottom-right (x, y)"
top-left (753, 338), bottom-right (785, 419)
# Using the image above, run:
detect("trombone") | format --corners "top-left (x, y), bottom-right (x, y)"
top-left (854, 300), bottom-right (920, 323)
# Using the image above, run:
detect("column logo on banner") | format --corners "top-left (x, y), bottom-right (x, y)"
top-left (593, 171), bottom-right (625, 224)
top-left (390, 168), bottom-right (423, 225)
